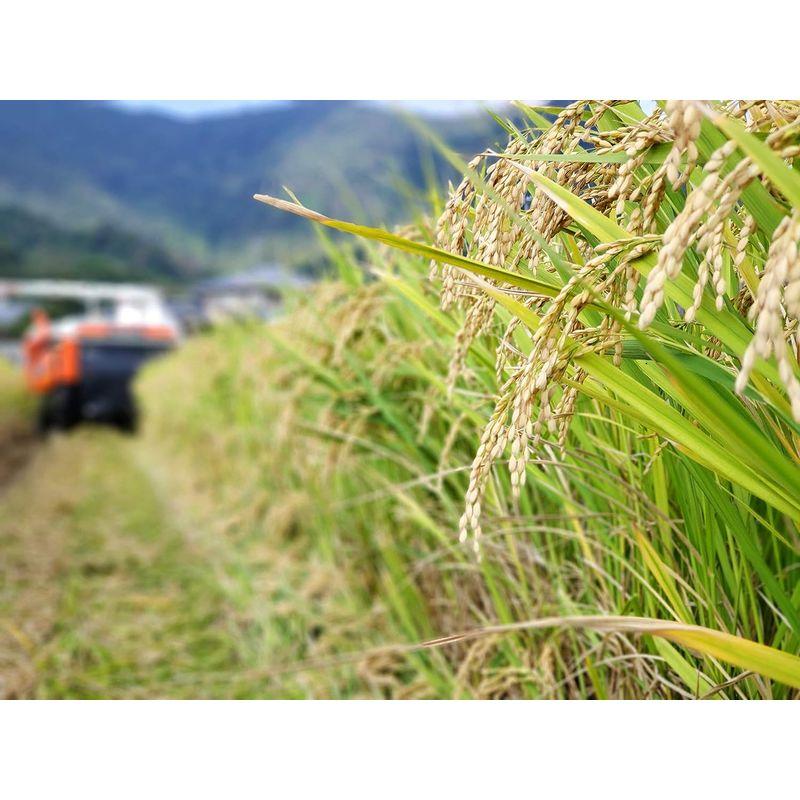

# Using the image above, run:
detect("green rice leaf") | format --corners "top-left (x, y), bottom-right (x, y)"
top-left (420, 615), bottom-right (800, 689)
top-left (709, 108), bottom-right (800, 210)
top-left (253, 193), bottom-right (560, 298)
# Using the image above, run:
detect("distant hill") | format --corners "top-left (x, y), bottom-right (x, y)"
top-left (0, 101), bottom-right (511, 274)
top-left (0, 206), bottom-right (197, 284)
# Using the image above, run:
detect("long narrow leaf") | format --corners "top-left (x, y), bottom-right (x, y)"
top-left (418, 615), bottom-right (800, 689)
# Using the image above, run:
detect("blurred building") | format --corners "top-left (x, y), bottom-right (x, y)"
top-left (172, 264), bottom-right (311, 330)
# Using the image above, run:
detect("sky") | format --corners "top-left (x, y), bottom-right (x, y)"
top-left (115, 100), bottom-right (492, 118)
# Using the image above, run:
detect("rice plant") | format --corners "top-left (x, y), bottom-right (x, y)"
top-left (142, 101), bottom-right (800, 697)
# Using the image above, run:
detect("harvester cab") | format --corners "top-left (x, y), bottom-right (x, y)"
top-left (1, 280), bottom-right (180, 431)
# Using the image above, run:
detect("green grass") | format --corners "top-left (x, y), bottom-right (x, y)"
top-left (0, 357), bottom-right (34, 430)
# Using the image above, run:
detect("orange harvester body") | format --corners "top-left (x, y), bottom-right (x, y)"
top-left (22, 310), bottom-right (175, 395)
top-left (20, 299), bottom-right (177, 430)
top-left (2, 279), bottom-right (179, 430)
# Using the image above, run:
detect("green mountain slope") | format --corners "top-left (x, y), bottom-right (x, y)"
top-left (0, 206), bottom-right (197, 283)
top-left (0, 101), bottom-right (509, 269)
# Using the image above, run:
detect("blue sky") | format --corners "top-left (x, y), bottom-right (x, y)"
top-left (116, 100), bottom-right (491, 118)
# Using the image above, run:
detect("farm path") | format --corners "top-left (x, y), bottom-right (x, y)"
top-left (0, 428), bottom-right (266, 698)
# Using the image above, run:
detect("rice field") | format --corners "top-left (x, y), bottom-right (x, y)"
top-left (134, 101), bottom-right (800, 698)
top-left (5, 100), bottom-right (800, 698)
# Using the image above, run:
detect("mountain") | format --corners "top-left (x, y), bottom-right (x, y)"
top-left (0, 205), bottom-right (196, 284)
top-left (0, 101), bottom-right (510, 275)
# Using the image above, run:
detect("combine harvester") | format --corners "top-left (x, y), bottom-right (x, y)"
top-left (0, 280), bottom-right (179, 431)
